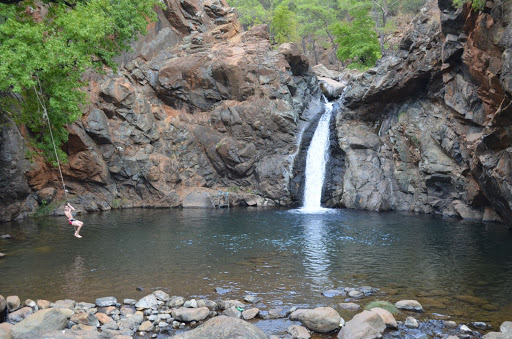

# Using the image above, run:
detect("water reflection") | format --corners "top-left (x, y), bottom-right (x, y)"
top-left (302, 215), bottom-right (331, 287)
top-left (62, 255), bottom-right (86, 297)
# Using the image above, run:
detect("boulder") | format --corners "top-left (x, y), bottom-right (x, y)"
top-left (95, 296), bottom-right (117, 307)
top-left (135, 294), bottom-right (158, 309)
top-left (10, 308), bottom-right (68, 339)
top-left (70, 312), bottom-right (100, 327)
top-left (182, 192), bottom-right (214, 208)
top-left (170, 315), bottom-right (268, 339)
top-left (322, 290), bottom-right (345, 298)
top-left (139, 320), bottom-right (154, 332)
top-left (37, 329), bottom-right (102, 339)
top-left (223, 306), bottom-right (242, 319)
top-left (501, 321), bottom-right (512, 334)
top-left (312, 64), bottom-right (342, 79)
top-left (369, 307), bottom-right (397, 329)
top-left (94, 312), bottom-right (113, 325)
top-left (6, 296), bottom-right (20, 312)
top-left (0, 295), bottom-right (6, 313)
top-left (318, 77), bottom-right (346, 100)
top-left (120, 306), bottom-right (134, 316)
top-left (289, 307), bottom-right (341, 333)
top-left (53, 299), bottom-right (76, 309)
top-left (348, 290), bottom-right (363, 298)
top-left (482, 321), bottom-right (512, 339)
top-left (169, 296), bottom-right (186, 308)
top-left (287, 324), bottom-right (311, 339)
top-left (0, 322), bottom-right (13, 339)
top-left (244, 295), bottom-right (261, 303)
top-left (36, 300), bottom-right (50, 310)
top-left (8, 307), bottom-right (33, 323)
top-left (153, 290), bottom-right (170, 302)
top-left (218, 300), bottom-right (244, 310)
top-left (337, 310), bottom-right (386, 339)
top-left (171, 307), bottom-right (210, 322)
top-left (405, 316), bottom-right (419, 328)
top-left (278, 43), bottom-right (309, 76)
top-left (242, 308), bottom-right (259, 320)
top-left (118, 317), bottom-right (136, 331)
top-left (339, 303), bottom-right (360, 311)
top-left (395, 300), bottom-right (424, 312)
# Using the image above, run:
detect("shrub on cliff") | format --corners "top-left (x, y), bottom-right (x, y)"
top-left (0, 0), bottom-right (161, 163)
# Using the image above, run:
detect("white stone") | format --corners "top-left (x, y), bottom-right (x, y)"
top-left (405, 317), bottom-right (419, 328)
top-left (395, 300), bottom-right (424, 312)
top-left (460, 324), bottom-right (472, 333)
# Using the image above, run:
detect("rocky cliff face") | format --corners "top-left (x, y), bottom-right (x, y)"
top-left (2, 0), bottom-right (511, 226)
top-left (0, 0), bottom-right (321, 221)
top-left (329, 0), bottom-right (512, 224)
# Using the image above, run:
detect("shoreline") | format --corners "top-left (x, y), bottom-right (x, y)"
top-left (1, 286), bottom-right (511, 339)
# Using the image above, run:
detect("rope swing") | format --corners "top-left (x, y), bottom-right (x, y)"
top-left (33, 77), bottom-right (69, 202)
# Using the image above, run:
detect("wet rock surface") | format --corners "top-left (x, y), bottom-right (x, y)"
top-left (328, 0), bottom-right (512, 225)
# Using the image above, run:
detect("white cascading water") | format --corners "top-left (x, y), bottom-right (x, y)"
top-left (302, 102), bottom-right (333, 211)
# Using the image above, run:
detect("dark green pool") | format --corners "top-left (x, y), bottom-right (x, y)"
top-left (1, 208), bottom-right (511, 327)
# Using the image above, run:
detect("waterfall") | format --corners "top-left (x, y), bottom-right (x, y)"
top-left (302, 101), bottom-right (333, 211)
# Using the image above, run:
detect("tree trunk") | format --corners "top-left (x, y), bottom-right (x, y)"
top-left (301, 35), bottom-right (307, 55)
top-left (309, 35), bottom-right (319, 66)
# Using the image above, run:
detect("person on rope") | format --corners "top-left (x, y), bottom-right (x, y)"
top-left (64, 203), bottom-right (83, 238)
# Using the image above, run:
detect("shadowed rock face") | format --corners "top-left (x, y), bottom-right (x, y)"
top-left (0, 0), bottom-right (320, 221)
top-left (329, 0), bottom-right (512, 224)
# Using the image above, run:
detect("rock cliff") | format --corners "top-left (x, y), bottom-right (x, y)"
top-left (1, 0), bottom-right (511, 226)
top-left (328, 0), bottom-right (512, 224)
top-left (0, 0), bottom-right (321, 221)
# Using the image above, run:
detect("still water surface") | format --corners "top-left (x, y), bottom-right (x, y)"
top-left (1, 208), bottom-right (511, 325)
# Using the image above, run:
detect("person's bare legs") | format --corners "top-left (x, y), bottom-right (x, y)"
top-left (72, 220), bottom-right (83, 238)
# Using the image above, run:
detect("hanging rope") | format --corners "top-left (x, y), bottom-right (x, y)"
top-left (33, 77), bottom-right (69, 202)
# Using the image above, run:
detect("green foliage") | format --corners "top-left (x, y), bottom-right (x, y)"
top-left (333, 0), bottom-right (381, 69)
top-left (365, 300), bottom-right (398, 314)
top-left (227, 0), bottom-right (269, 28)
top-left (35, 199), bottom-right (63, 217)
top-left (453, 0), bottom-right (485, 11)
top-left (0, 0), bottom-right (160, 163)
top-left (270, 2), bottom-right (299, 44)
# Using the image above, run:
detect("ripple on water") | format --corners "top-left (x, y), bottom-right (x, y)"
top-left (0, 208), bottom-right (511, 330)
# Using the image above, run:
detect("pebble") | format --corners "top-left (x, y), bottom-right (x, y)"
top-left (348, 290), bottom-right (363, 298)
top-left (460, 324), bottom-right (472, 333)
top-left (405, 316), bottom-right (419, 328)
top-left (472, 321), bottom-right (487, 329)
top-left (2, 290), bottom-right (509, 339)
top-left (124, 299), bottom-right (137, 305)
top-left (244, 295), bottom-right (261, 303)
top-left (444, 320), bottom-right (458, 328)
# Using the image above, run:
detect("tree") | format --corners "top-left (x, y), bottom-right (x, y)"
top-left (270, 2), bottom-right (299, 44)
top-left (369, 0), bottom-right (401, 54)
top-left (0, 0), bottom-right (160, 163)
top-left (333, 0), bottom-right (381, 69)
top-left (227, 0), bottom-right (268, 29)
top-left (294, 0), bottom-right (341, 66)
